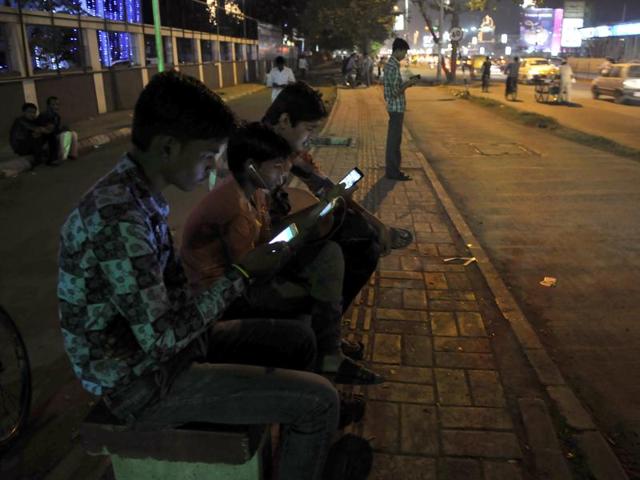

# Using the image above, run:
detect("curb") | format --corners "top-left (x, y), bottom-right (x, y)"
top-left (403, 124), bottom-right (629, 479)
top-left (0, 85), bottom-right (268, 179)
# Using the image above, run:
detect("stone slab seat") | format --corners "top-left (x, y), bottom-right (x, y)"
top-left (80, 401), bottom-right (271, 480)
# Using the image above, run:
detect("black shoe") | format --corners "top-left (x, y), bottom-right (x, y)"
top-left (330, 358), bottom-right (385, 385)
top-left (341, 338), bottom-right (364, 361)
top-left (386, 172), bottom-right (412, 181)
top-left (338, 392), bottom-right (366, 429)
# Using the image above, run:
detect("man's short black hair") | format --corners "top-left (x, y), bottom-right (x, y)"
top-left (275, 56), bottom-right (285, 65)
top-left (262, 81), bottom-right (327, 127)
top-left (514, 56), bottom-right (519, 61)
top-left (46, 96), bottom-right (58, 106)
top-left (22, 102), bottom-right (37, 112)
top-left (392, 38), bottom-right (410, 52)
top-left (227, 122), bottom-right (292, 179)
top-left (132, 71), bottom-right (236, 151)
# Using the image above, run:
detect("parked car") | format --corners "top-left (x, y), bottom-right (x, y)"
top-left (518, 57), bottom-right (559, 84)
top-left (591, 63), bottom-right (640, 104)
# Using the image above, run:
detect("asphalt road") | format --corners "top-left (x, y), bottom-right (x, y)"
top-left (403, 86), bottom-right (640, 467)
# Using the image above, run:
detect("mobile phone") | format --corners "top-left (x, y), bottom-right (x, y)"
top-left (339, 167), bottom-right (364, 190)
top-left (247, 161), bottom-right (268, 189)
top-left (318, 198), bottom-right (338, 218)
top-left (410, 74), bottom-right (421, 80)
top-left (268, 223), bottom-right (299, 244)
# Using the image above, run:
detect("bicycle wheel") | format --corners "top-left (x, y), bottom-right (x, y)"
top-left (0, 306), bottom-right (31, 450)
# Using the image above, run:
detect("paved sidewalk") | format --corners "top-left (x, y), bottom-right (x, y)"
top-left (0, 83), bottom-right (266, 178)
top-left (311, 86), bottom-right (626, 479)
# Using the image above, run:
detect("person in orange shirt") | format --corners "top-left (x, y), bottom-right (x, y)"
top-left (182, 122), bottom-right (383, 385)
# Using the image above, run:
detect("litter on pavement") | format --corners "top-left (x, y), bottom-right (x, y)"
top-left (540, 276), bottom-right (557, 287)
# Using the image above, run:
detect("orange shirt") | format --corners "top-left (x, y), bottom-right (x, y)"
top-left (181, 176), bottom-right (271, 292)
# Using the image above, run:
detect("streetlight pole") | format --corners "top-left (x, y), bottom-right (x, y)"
top-left (152, 0), bottom-right (165, 72)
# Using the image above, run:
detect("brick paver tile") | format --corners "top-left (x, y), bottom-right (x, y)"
top-left (376, 308), bottom-right (429, 323)
top-left (425, 272), bottom-right (448, 290)
top-left (435, 352), bottom-right (495, 370)
top-left (380, 277), bottom-right (425, 289)
top-left (373, 333), bottom-right (402, 364)
top-left (437, 244), bottom-right (459, 257)
top-left (370, 454), bottom-right (437, 480)
top-left (400, 256), bottom-right (423, 272)
top-left (434, 337), bottom-right (491, 353)
top-left (445, 272), bottom-right (472, 290)
top-left (401, 404), bottom-right (439, 455)
top-left (379, 270), bottom-right (423, 280)
top-left (430, 300), bottom-right (480, 312)
top-left (468, 370), bottom-right (507, 407)
top-left (362, 401), bottom-right (400, 453)
top-left (378, 287), bottom-right (404, 309)
top-left (442, 431), bottom-right (522, 458)
top-left (372, 364), bottom-right (434, 384)
top-left (434, 368), bottom-right (471, 405)
top-left (403, 335), bottom-right (433, 367)
top-left (428, 290), bottom-right (476, 301)
top-left (483, 461), bottom-right (524, 480)
top-left (438, 458), bottom-right (483, 480)
top-left (377, 319), bottom-right (431, 336)
top-left (403, 289), bottom-right (428, 310)
top-left (418, 243), bottom-right (440, 256)
top-left (439, 406), bottom-right (513, 430)
top-left (369, 382), bottom-right (435, 404)
top-left (431, 312), bottom-right (458, 336)
top-left (456, 312), bottom-right (487, 336)
top-left (379, 256), bottom-right (401, 270)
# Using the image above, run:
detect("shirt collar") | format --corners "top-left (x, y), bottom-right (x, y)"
top-left (119, 154), bottom-right (170, 219)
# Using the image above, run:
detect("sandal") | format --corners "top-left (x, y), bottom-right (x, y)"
top-left (341, 338), bottom-right (365, 361)
top-left (331, 358), bottom-right (385, 385)
top-left (390, 227), bottom-right (414, 249)
top-left (339, 392), bottom-right (366, 429)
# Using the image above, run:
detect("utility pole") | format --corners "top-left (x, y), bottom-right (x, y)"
top-left (437, 0), bottom-right (444, 83)
top-left (152, 0), bottom-right (165, 72)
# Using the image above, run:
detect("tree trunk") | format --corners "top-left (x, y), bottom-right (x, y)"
top-left (449, 8), bottom-right (460, 82)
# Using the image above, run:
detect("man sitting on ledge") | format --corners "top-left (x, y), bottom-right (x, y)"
top-left (57, 71), bottom-right (339, 479)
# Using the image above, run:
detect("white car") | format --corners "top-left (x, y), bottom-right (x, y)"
top-left (591, 63), bottom-right (640, 104)
top-left (518, 57), bottom-right (559, 84)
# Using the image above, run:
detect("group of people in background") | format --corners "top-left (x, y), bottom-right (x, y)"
top-left (10, 96), bottom-right (78, 168)
top-left (341, 52), bottom-right (377, 88)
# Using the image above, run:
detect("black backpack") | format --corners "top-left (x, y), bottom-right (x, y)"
top-left (323, 434), bottom-right (373, 480)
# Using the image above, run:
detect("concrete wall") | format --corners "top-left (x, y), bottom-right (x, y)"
top-left (103, 68), bottom-right (144, 112)
top-left (0, 81), bottom-right (26, 140)
top-left (202, 63), bottom-right (221, 90)
top-left (178, 64), bottom-right (200, 80)
top-left (35, 74), bottom-right (98, 124)
top-left (235, 62), bottom-right (246, 83)
top-left (221, 62), bottom-right (235, 87)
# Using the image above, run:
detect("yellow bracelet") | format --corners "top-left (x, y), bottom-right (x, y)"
top-left (231, 264), bottom-right (251, 280)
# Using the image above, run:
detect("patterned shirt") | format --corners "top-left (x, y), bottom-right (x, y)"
top-left (58, 155), bottom-right (246, 401)
top-left (383, 56), bottom-right (405, 113)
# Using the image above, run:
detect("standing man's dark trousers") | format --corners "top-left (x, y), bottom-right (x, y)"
top-left (385, 112), bottom-right (404, 177)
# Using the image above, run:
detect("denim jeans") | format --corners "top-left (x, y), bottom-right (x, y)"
top-left (135, 363), bottom-right (339, 480)
top-left (385, 112), bottom-right (404, 176)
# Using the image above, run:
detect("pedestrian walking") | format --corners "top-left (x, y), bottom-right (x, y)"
top-left (267, 56), bottom-right (296, 102)
top-left (559, 59), bottom-right (574, 104)
top-left (298, 55), bottom-right (309, 79)
top-left (504, 56), bottom-right (520, 100)
top-left (345, 53), bottom-right (357, 87)
top-left (481, 56), bottom-right (491, 92)
top-left (383, 38), bottom-right (418, 181)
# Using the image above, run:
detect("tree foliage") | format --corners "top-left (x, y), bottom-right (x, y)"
top-left (301, 0), bottom-right (397, 51)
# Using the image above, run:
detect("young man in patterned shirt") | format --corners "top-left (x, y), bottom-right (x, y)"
top-left (58, 71), bottom-right (339, 480)
top-left (383, 38), bottom-right (418, 181)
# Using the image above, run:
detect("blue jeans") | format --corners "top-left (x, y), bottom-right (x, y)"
top-left (132, 318), bottom-right (339, 480)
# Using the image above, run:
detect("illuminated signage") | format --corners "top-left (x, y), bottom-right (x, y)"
top-left (580, 22), bottom-right (640, 39)
top-left (561, 18), bottom-right (584, 47)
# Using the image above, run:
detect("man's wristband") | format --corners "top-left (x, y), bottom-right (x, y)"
top-left (231, 263), bottom-right (252, 281)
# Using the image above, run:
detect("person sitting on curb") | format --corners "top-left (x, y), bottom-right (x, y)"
top-left (267, 56), bottom-right (296, 103)
top-left (181, 122), bottom-right (383, 386)
top-left (38, 96), bottom-right (78, 165)
top-left (58, 71), bottom-right (341, 480)
top-left (262, 82), bottom-right (414, 314)
top-left (9, 103), bottom-right (50, 167)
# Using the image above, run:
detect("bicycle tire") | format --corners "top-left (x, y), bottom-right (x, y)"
top-left (0, 306), bottom-right (32, 450)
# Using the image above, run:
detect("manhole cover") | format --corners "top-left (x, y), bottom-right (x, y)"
top-left (311, 136), bottom-right (354, 147)
top-left (471, 142), bottom-right (538, 156)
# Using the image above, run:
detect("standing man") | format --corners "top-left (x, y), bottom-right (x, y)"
top-left (504, 56), bottom-right (520, 100)
top-left (481, 56), bottom-right (492, 92)
top-left (383, 38), bottom-right (418, 181)
top-left (559, 59), bottom-right (574, 104)
top-left (267, 56), bottom-right (296, 103)
top-left (298, 55), bottom-right (309, 79)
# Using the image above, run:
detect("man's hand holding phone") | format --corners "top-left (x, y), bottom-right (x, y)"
top-left (234, 226), bottom-right (298, 281)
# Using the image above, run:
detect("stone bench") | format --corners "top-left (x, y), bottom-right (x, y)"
top-left (80, 402), bottom-right (271, 480)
